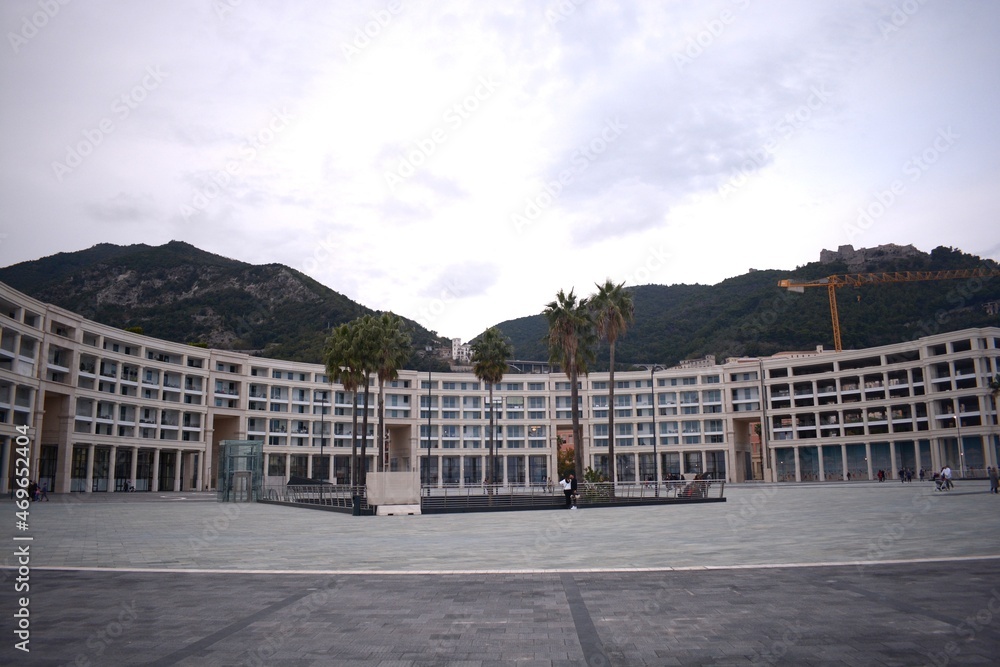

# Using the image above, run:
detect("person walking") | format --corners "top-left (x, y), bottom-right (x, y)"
top-left (988, 466), bottom-right (999, 494)
top-left (560, 475), bottom-right (573, 508)
top-left (941, 465), bottom-right (953, 491)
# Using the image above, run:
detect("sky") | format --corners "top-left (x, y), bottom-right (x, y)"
top-left (1, 0), bottom-right (999, 342)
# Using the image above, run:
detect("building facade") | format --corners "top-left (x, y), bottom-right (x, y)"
top-left (1, 281), bottom-right (998, 493)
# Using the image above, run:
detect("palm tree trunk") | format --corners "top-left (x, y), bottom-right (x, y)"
top-left (360, 379), bottom-right (371, 487)
top-left (350, 389), bottom-right (358, 485)
top-left (377, 378), bottom-right (385, 472)
top-left (488, 384), bottom-right (494, 494)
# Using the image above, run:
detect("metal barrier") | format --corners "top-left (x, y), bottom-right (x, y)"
top-left (578, 480), bottom-right (725, 503)
top-left (419, 480), bottom-right (725, 512)
top-left (261, 480), bottom-right (724, 514)
top-left (263, 483), bottom-right (370, 513)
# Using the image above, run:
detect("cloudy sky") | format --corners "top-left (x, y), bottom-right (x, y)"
top-left (1, 1), bottom-right (998, 341)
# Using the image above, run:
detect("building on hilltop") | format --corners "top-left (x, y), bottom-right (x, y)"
top-left (819, 243), bottom-right (921, 269)
top-left (1, 281), bottom-right (997, 493)
top-left (451, 338), bottom-right (472, 363)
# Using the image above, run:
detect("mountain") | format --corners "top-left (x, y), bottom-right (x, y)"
top-left (0, 241), bottom-right (450, 366)
top-left (491, 244), bottom-right (1000, 368)
top-left (4, 241), bottom-right (998, 370)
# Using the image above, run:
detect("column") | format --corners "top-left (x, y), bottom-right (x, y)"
top-left (108, 445), bottom-right (117, 492)
top-left (284, 453), bottom-right (291, 483)
top-left (56, 411), bottom-right (74, 493)
top-left (306, 454), bottom-right (313, 480)
top-left (130, 448), bottom-right (138, 490)
top-left (195, 451), bottom-right (203, 491)
top-left (0, 439), bottom-right (7, 494)
top-left (85, 444), bottom-right (95, 493)
top-left (793, 447), bottom-right (802, 482)
top-left (889, 444), bottom-right (898, 481)
top-left (817, 447), bottom-right (825, 482)
top-left (173, 449), bottom-right (182, 491)
top-left (152, 448), bottom-right (161, 492)
top-left (865, 443), bottom-right (873, 480)
top-left (840, 444), bottom-right (848, 480)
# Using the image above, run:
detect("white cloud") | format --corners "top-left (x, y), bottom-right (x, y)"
top-left (1, 0), bottom-right (998, 341)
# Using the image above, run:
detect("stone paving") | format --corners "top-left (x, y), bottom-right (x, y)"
top-left (2, 481), bottom-right (999, 665)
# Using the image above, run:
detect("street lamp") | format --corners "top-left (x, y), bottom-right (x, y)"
top-left (952, 410), bottom-right (965, 478)
top-left (489, 396), bottom-right (503, 491)
top-left (315, 389), bottom-right (327, 504)
top-left (426, 366), bottom-right (432, 494)
top-left (650, 364), bottom-right (663, 495)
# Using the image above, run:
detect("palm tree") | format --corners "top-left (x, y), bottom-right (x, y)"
top-left (372, 312), bottom-right (412, 473)
top-left (471, 327), bottom-right (513, 488)
top-left (324, 323), bottom-right (364, 485)
top-left (544, 289), bottom-right (596, 479)
top-left (354, 314), bottom-right (379, 486)
top-left (590, 279), bottom-right (634, 485)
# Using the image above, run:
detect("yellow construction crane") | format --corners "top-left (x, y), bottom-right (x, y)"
top-left (778, 268), bottom-right (1000, 352)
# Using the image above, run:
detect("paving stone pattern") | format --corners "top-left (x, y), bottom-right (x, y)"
top-left (2, 481), bottom-right (999, 665)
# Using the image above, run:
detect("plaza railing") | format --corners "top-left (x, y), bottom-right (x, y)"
top-left (263, 482), bottom-right (370, 513)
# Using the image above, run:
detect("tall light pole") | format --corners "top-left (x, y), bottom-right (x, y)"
top-left (650, 365), bottom-right (662, 495)
top-left (316, 389), bottom-right (326, 504)
top-left (488, 396), bottom-right (503, 492)
top-left (426, 366), bottom-right (432, 493)
top-left (953, 410), bottom-right (965, 478)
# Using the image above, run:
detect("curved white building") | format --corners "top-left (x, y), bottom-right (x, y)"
top-left (1, 281), bottom-right (997, 493)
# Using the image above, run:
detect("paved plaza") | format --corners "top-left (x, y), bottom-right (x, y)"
top-left (2, 481), bottom-right (999, 665)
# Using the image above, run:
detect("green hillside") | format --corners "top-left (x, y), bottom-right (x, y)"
top-left (492, 246), bottom-right (1000, 368)
top-left (0, 241), bottom-right (449, 366)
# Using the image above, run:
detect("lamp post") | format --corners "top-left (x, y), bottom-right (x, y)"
top-left (953, 410), bottom-right (965, 478)
top-left (488, 396), bottom-right (503, 492)
top-left (426, 367), bottom-right (432, 494)
top-left (316, 389), bottom-right (326, 505)
top-left (650, 365), bottom-right (662, 496)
